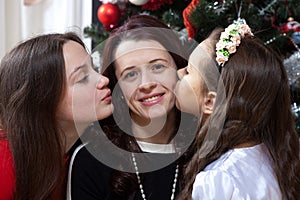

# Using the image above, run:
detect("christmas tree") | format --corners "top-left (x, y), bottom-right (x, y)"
top-left (85, 0), bottom-right (300, 135)
top-left (86, 0), bottom-right (300, 54)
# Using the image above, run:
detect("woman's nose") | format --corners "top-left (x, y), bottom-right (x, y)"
top-left (96, 75), bottom-right (109, 89)
top-left (138, 81), bottom-right (157, 91)
top-left (137, 72), bottom-right (157, 91)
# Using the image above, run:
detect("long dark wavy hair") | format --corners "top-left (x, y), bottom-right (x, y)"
top-left (177, 29), bottom-right (300, 200)
top-left (97, 15), bottom-right (198, 198)
top-left (0, 32), bottom-right (85, 200)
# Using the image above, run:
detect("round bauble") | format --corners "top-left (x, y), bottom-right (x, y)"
top-left (97, 3), bottom-right (120, 26)
top-left (280, 20), bottom-right (300, 33)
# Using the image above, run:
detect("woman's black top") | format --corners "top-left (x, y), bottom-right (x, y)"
top-left (70, 144), bottom-right (180, 200)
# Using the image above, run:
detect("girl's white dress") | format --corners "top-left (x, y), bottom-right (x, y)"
top-left (192, 144), bottom-right (281, 200)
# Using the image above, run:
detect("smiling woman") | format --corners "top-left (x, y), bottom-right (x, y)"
top-left (114, 39), bottom-right (177, 126)
top-left (68, 15), bottom-right (199, 200)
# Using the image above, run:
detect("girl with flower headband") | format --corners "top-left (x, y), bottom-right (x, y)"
top-left (175, 20), bottom-right (300, 200)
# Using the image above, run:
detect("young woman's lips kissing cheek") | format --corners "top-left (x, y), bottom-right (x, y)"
top-left (101, 89), bottom-right (112, 103)
top-left (139, 93), bottom-right (165, 106)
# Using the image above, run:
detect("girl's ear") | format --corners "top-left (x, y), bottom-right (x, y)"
top-left (203, 91), bottom-right (216, 115)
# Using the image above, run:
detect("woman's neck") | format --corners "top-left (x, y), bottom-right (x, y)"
top-left (58, 121), bottom-right (87, 153)
top-left (131, 109), bottom-right (176, 144)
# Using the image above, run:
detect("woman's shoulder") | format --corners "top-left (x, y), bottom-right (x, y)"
top-left (67, 142), bottom-right (114, 200)
top-left (0, 133), bottom-right (15, 200)
top-left (0, 134), bottom-right (9, 151)
top-left (0, 134), bottom-right (13, 171)
top-left (70, 142), bottom-right (113, 172)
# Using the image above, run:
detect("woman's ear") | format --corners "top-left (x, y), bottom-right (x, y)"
top-left (203, 91), bottom-right (216, 115)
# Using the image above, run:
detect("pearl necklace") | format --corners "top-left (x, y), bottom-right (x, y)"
top-left (131, 153), bottom-right (179, 200)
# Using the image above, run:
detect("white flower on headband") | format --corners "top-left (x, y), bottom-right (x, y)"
top-left (216, 18), bottom-right (253, 67)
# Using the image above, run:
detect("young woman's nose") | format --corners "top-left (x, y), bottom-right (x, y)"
top-left (96, 75), bottom-right (109, 89)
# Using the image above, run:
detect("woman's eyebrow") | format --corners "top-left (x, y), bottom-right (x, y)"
top-left (69, 64), bottom-right (87, 79)
top-left (149, 58), bottom-right (168, 63)
top-left (120, 66), bottom-right (136, 77)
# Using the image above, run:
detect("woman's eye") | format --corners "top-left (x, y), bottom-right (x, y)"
top-left (124, 71), bottom-right (138, 80)
top-left (152, 64), bottom-right (166, 72)
top-left (77, 75), bottom-right (89, 84)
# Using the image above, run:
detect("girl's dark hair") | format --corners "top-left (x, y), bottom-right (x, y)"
top-left (98, 15), bottom-right (197, 198)
top-left (0, 32), bottom-right (85, 200)
top-left (178, 29), bottom-right (300, 200)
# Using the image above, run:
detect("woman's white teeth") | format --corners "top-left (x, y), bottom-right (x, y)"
top-left (143, 95), bottom-right (160, 102)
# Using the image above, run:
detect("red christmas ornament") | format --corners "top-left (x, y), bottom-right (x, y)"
top-left (280, 20), bottom-right (300, 33)
top-left (97, 3), bottom-right (120, 27)
top-left (279, 17), bottom-right (300, 33)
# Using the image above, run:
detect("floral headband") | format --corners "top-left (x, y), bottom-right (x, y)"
top-left (216, 18), bottom-right (253, 67)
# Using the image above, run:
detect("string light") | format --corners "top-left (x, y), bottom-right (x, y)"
top-left (264, 33), bottom-right (287, 45)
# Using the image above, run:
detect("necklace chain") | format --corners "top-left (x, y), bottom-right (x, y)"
top-left (131, 153), bottom-right (179, 200)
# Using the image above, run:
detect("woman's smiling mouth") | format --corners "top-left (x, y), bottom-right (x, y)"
top-left (140, 94), bottom-right (164, 105)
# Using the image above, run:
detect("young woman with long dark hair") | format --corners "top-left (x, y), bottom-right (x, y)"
top-left (0, 32), bottom-right (113, 200)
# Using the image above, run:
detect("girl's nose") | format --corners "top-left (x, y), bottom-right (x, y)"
top-left (177, 67), bottom-right (186, 80)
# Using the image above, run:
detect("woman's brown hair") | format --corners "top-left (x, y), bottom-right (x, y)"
top-left (0, 32), bottom-right (85, 200)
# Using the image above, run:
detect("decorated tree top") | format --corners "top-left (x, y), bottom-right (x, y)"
top-left (188, 0), bottom-right (300, 58)
top-left (85, 0), bottom-right (300, 58)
